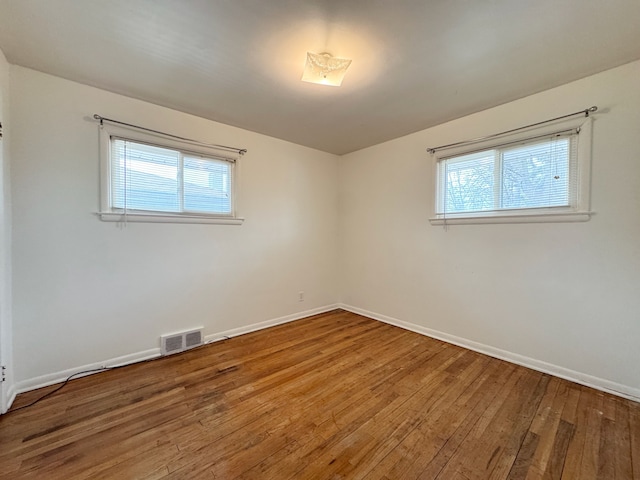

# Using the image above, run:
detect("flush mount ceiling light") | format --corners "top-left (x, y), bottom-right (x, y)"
top-left (301, 52), bottom-right (352, 87)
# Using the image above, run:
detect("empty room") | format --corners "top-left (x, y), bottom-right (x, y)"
top-left (0, 1), bottom-right (639, 478)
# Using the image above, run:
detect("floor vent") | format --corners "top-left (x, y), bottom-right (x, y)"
top-left (161, 328), bottom-right (204, 356)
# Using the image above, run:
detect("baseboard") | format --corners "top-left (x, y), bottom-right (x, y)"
top-left (2, 383), bottom-right (17, 414)
top-left (15, 303), bottom-right (634, 407)
top-left (11, 304), bottom-right (341, 402)
top-left (204, 304), bottom-right (341, 343)
top-left (14, 348), bottom-right (162, 397)
top-left (339, 304), bottom-right (640, 403)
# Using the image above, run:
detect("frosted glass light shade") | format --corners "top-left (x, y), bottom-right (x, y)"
top-left (301, 52), bottom-right (352, 86)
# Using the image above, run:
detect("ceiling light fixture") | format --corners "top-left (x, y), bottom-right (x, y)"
top-left (301, 52), bottom-right (352, 87)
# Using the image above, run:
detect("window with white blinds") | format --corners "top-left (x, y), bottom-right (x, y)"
top-left (99, 123), bottom-right (241, 224)
top-left (437, 134), bottom-right (576, 215)
top-left (110, 138), bottom-right (232, 215)
top-left (432, 122), bottom-right (592, 224)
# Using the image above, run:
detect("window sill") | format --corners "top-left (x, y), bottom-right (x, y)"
top-left (429, 211), bottom-right (592, 225)
top-left (97, 212), bottom-right (244, 225)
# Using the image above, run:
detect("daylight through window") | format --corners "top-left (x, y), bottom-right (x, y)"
top-left (110, 138), bottom-right (233, 216)
top-left (434, 129), bottom-right (586, 222)
top-left (439, 135), bottom-right (574, 213)
top-left (99, 122), bottom-right (242, 224)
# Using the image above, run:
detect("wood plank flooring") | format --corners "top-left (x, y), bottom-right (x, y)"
top-left (1, 309), bottom-right (638, 479)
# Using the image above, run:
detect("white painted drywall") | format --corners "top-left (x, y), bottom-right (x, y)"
top-left (10, 67), bottom-right (339, 384)
top-left (0, 47), bottom-right (13, 412)
top-left (339, 61), bottom-right (640, 395)
top-left (8, 60), bottom-right (640, 401)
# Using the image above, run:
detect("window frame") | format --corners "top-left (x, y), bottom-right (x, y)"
top-left (98, 124), bottom-right (243, 225)
top-left (429, 117), bottom-right (593, 225)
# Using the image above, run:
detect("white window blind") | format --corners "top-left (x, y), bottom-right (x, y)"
top-left (437, 133), bottom-right (578, 216)
top-left (110, 138), bottom-right (233, 216)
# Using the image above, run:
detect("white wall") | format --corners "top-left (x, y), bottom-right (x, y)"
top-left (339, 61), bottom-right (640, 399)
top-left (10, 67), bottom-right (340, 387)
top-left (8, 60), bottom-right (640, 402)
top-left (0, 47), bottom-right (13, 412)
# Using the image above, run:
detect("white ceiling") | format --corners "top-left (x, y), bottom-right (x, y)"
top-left (0, 1), bottom-right (639, 155)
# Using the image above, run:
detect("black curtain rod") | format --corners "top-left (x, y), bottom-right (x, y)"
top-left (426, 106), bottom-right (597, 154)
top-left (93, 114), bottom-right (247, 155)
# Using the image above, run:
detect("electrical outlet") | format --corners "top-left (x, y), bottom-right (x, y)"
top-left (298, 291), bottom-right (304, 302)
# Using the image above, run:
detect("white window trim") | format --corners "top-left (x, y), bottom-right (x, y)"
top-left (98, 123), bottom-right (244, 225)
top-left (429, 117), bottom-right (593, 225)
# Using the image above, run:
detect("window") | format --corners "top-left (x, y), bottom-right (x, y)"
top-left (99, 124), bottom-right (242, 224)
top-left (431, 119), bottom-right (592, 225)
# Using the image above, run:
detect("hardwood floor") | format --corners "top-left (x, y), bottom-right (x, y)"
top-left (1, 310), bottom-right (638, 479)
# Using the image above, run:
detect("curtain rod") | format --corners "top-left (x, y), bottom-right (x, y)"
top-left (93, 114), bottom-right (247, 155)
top-left (426, 106), bottom-right (597, 154)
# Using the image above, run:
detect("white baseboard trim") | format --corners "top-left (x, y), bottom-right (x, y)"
top-left (14, 348), bottom-right (162, 398)
top-left (204, 304), bottom-right (341, 343)
top-left (2, 383), bottom-right (17, 414)
top-left (8, 304), bottom-right (341, 409)
top-left (340, 304), bottom-right (640, 403)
